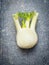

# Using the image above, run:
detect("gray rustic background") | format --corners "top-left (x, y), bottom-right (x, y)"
top-left (0, 0), bottom-right (49, 65)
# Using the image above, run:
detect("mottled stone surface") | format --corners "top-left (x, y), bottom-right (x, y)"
top-left (0, 0), bottom-right (49, 65)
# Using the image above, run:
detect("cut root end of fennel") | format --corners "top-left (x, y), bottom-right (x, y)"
top-left (12, 11), bottom-right (39, 49)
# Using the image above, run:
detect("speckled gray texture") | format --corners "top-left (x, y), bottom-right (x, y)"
top-left (0, 0), bottom-right (49, 65)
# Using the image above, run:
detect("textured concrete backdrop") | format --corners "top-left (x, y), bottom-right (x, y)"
top-left (0, 0), bottom-right (49, 65)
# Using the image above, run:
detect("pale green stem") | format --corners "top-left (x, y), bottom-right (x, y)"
top-left (13, 17), bottom-right (21, 31)
top-left (30, 13), bottom-right (39, 30)
top-left (25, 19), bottom-right (30, 28)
